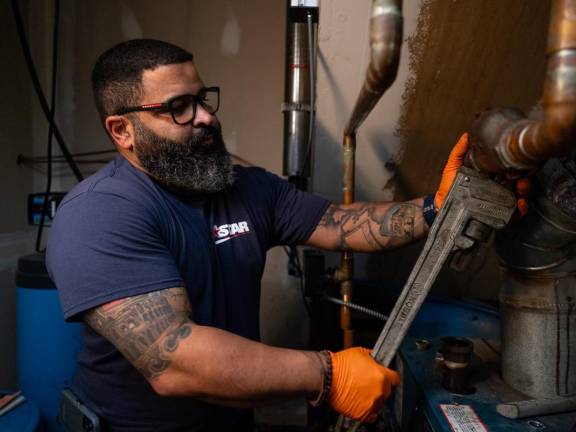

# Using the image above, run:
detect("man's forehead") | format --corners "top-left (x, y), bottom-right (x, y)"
top-left (141, 61), bottom-right (204, 101)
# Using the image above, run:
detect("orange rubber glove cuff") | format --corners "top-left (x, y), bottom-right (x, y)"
top-left (328, 347), bottom-right (400, 423)
top-left (434, 133), bottom-right (470, 209)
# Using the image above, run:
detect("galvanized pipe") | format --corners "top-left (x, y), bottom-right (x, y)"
top-left (468, 0), bottom-right (576, 173)
top-left (496, 156), bottom-right (576, 399)
top-left (339, 0), bottom-right (403, 348)
top-left (497, 396), bottom-right (576, 419)
top-left (283, 5), bottom-right (318, 185)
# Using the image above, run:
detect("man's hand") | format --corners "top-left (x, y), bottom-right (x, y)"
top-left (328, 347), bottom-right (400, 423)
top-left (434, 133), bottom-right (469, 209)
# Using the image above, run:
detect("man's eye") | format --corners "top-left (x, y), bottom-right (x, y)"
top-left (170, 98), bottom-right (190, 115)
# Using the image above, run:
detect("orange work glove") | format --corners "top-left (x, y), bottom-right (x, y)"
top-left (328, 347), bottom-right (400, 423)
top-left (434, 132), bottom-right (532, 216)
top-left (513, 176), bottom-right (531, 217)
top-left (434, 133), bottom-right (470, 209)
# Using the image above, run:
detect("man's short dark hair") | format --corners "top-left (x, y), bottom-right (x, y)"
top-left (91, 39), bottom-right (193, 123)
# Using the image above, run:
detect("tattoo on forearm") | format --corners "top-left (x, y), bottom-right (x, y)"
top-left (317, 202), bottom-right (422, 250)
top-left (85, 287), bottom-right (192, 380)
top-left (379, 204), bottom-right (417, 238)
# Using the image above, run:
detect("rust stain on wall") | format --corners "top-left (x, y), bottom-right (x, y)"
top-left (393, 0), bottom-right (551, 201)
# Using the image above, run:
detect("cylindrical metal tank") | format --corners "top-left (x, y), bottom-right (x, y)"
top-left (496, 155), bottom-right (576, 398)
top-left (16, 253), bottom-right (82, 432)
top-left (500, 273), bottom-right (576, 398)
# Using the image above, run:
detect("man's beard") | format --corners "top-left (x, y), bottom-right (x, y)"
top-left (132, 118), bottom-right (234, 194)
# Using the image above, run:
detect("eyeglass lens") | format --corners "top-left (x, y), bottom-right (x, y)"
top-left (169, 89), bottom-right (219, 125)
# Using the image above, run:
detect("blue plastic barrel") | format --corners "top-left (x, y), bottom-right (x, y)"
top-left (16, 253), bottom-right (82, 432)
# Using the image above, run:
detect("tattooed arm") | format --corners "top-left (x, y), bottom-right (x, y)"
top-left (306, 197), bottom-right (428, 252)
top-left (84, 287), bottom-right (322, 405)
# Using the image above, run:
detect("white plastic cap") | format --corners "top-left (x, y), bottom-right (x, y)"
top-left (290, 0), bottom-right (319, 7)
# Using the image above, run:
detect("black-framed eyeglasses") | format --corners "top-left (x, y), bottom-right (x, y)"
top-left (115, 86), bottom-right (220, 125)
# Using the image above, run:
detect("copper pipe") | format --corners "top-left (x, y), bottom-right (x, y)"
top-left (344, 0), bottom-right (403, 136)
top-left (339, 0), bottom-right (403, 348)
top-left (469, 0), bottom-right (576, 173)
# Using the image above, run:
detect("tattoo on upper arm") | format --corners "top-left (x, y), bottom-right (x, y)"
top-left (317, 202), bottom-right (421, 249)
top-left (85, 287), bottom-right (193, 380)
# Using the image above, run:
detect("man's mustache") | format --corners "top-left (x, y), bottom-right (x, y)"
top-left (189, 126), bottom-right (221, 146)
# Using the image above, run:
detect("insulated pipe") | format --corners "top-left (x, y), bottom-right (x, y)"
top-left (468, 0), bottom-right (576, 173)
top-left (339, 0), bottom-right (403, 348)
top-left (283, 4), bottom-right (318, 190)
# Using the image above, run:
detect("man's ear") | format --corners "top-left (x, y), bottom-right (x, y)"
top-left (105, 115), bottom-right (135, 150)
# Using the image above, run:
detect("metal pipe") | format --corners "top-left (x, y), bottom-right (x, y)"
top-left (344, 0), bottom-right (403, 136)
top-left (497, 396), bottom-right (576, 419)
top-left (340, 251), bottom-right (354, 348)
top-left (324, 295), bottom-right (389, 321)
top-left (339, 0), bottom-right (403, 348)
top-left (468, 0), bottom-right (576, 173)
top-left (282, 3), bottom-right (318, 188)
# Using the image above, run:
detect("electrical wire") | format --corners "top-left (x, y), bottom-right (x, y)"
top-left (324, 295), bottom-right (389, 322)
top-left (20, 149), bottom-right (116, 161)
top-left (19, 158), bottom-right (112, 165)
top-left (35, 0), bottom-right (59, 252)
top-left (11, 0), bottom-right (83, 182)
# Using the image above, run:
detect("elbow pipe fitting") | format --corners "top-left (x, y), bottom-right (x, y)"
top-left (467, 0), bottom-right (576, 174)
top-left (345, 0), bottom-right (403, 135)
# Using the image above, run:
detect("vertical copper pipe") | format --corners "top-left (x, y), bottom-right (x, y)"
top-left (339, 0), bottom-right (403, 348)
top-left (341, 134), bottom-right (356, 348)
top-left (469, 0), bottom-right (576, 173)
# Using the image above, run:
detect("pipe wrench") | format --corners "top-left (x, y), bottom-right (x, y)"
top-left (338, 166), bottom-right (517, 431)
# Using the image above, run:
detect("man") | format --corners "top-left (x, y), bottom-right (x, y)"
top-left (47, 39), bottom-right (467, 431)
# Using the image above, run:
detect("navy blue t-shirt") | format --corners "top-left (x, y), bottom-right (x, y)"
top-left (46, 156), bottom-right (329, 431)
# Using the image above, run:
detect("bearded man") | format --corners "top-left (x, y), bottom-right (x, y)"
top-left (47, 39), bottom-right (467, 431)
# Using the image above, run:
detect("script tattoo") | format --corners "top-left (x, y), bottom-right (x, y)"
top-left (85, 287), bottom-right (192, 380)
top-left (317, 202), bottom-right (422, 250)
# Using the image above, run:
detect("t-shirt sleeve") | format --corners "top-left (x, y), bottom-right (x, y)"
top-left (259, 170), bottom-right (330, 246)
top-left (46, 191), bottom-right (184, 322)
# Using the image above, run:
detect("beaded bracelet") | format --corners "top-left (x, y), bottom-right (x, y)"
top-left (309, 350), bottom-right (333, 407)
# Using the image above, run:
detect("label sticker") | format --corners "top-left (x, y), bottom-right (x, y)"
top-left (440, 404), bottom-right (488, 432)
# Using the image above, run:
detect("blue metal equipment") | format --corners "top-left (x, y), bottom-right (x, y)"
top-left (396, 298), bottom-right (576, 431)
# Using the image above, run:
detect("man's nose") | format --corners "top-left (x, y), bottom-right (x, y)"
top-left (193, 104), bottom-right (218, 128)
